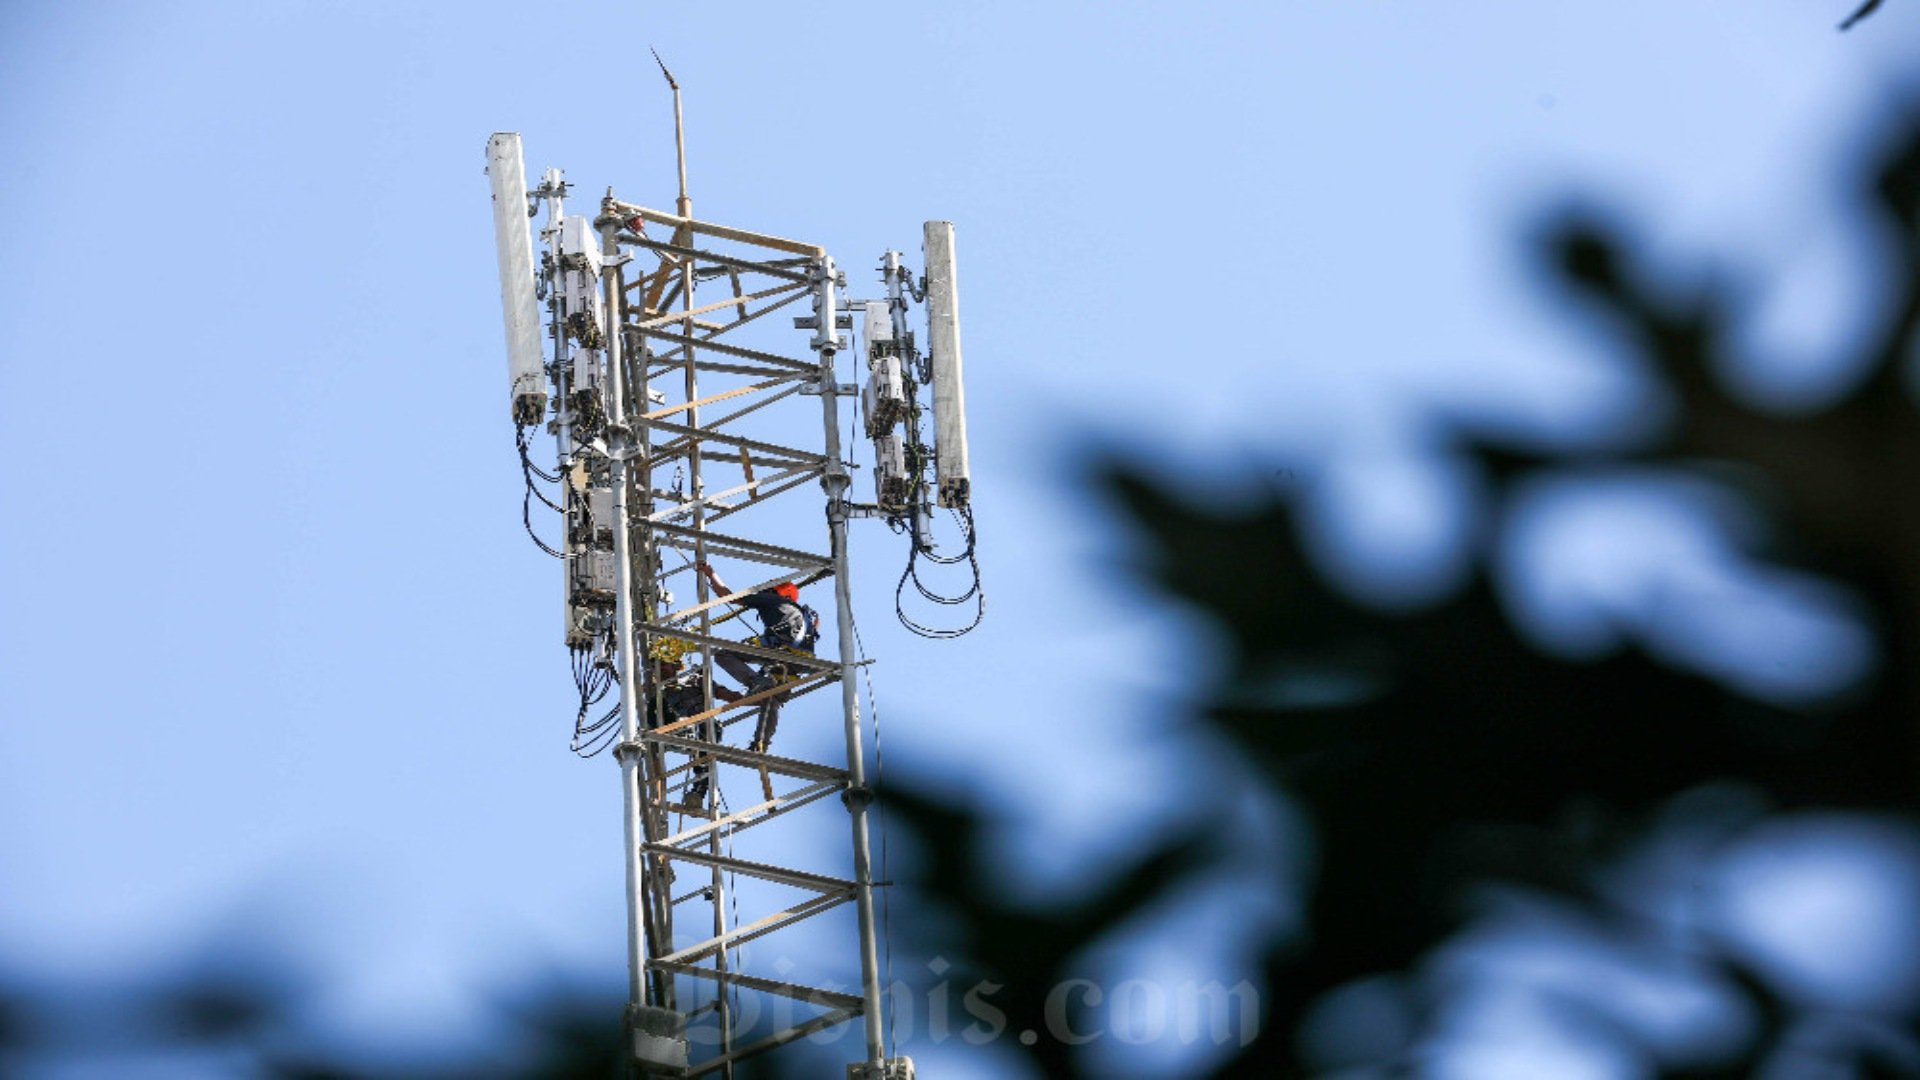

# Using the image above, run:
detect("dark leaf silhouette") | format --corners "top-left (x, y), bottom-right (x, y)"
top-left (881, 784), bottom-right (1223, 1078)
top-left (1841, 0), bottom-right (1886, 30)
top-left (870, 112), bottom-right (1920, 1077)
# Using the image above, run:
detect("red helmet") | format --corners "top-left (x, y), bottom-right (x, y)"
top-left (774, 581), bottom-right (799, 603)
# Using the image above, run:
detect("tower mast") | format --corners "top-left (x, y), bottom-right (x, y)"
top-left (487, 66), bottom-right (977, 1076)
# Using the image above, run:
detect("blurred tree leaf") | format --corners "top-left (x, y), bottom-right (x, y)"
top-left (881, 784), bottom-right (1222, 1078)
top-left (1841, 0), bottom-right (1886, 29)
top-left (875, 112), bottom-right (1920, 1077)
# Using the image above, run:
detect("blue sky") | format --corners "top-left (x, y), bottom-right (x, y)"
top-left (4, 2), bottom-right (1920, 1075)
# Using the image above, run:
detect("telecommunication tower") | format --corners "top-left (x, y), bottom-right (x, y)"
top-left (483, 67), bottom-right (979, 1079)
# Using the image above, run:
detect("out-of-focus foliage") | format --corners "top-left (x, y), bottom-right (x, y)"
top-left (873, 114), bottom-right (1920, 1077)
top-left (1841, 0), bottom-right (1889, 30)
top-left (0, 961), bottom-right (816, 1077)
top-left (0, 962), bottom-right (610, 1078)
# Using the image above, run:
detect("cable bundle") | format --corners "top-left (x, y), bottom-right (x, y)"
top-left (894, 505), bottom-right (984, 639)
top-left (515, 424), bottom-right (572, 559)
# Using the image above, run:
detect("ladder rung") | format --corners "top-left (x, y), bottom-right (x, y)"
top-left (671, 885), bottom-right (715, 906)
top-left (633, 624), bottom-right (840, 672)
top-left (643, 731), bottom-right (849, 782)
top-left (642, 845), bottom-right (858, 895)
top-left (649, 959), bottom-right (864, 1012)
top-left (654, 892), bottom-right (850, 967)
top-left (644, 671), bottom-right (834, 740)
top-left (645, 519), bottom-right (828, 563)
top-left (658, 780), bottom-right (843, 850)
top-left (631, 328), bottom-right (820, 377)
top-left (681, 1007), bottom-right (863, 1078)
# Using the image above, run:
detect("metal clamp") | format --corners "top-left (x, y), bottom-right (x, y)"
top-left (588, 427), bottom-right (643, 461)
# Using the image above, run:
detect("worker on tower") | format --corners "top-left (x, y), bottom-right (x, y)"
top-left (694, 560), bottom-right (820, 751)
top-left (644, 645), bottom-right (740, 805)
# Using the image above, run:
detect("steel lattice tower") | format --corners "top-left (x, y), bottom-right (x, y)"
top-left (488, 115), bottom-right (969, 1078)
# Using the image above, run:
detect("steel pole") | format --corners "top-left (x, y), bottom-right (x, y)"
top-left (602, 218), bottom-right (651, 1016)
top-left (672, 190), bottom-right (737, 1071)
top-left (811, 257), bottom-right (887, 1069)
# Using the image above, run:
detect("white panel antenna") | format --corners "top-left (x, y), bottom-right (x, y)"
top-left (486, 133), bottom-right (546, 425)
top-left (923, 221), bottom-right (970, 508)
